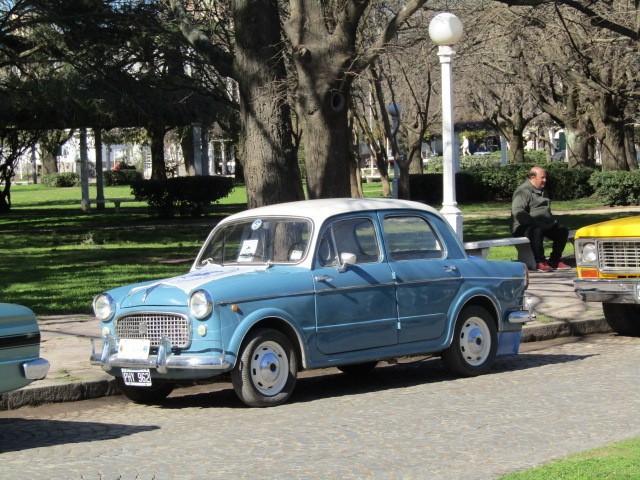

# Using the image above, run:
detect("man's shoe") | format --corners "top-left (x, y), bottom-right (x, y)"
top-left (536, 262), bottom-right (554, 272)
top-left (549, 261), bottom-right (571, 270)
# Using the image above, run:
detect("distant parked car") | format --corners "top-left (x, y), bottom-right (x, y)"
top-left (91, 198), bottom-right (533, 407)
top-left (0, 303), bottom-right (50, 395)
top-left (574, 216), bottom-right (640, 336)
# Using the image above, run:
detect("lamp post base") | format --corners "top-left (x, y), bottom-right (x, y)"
top-left (440, 205), bottom-right (463, 241)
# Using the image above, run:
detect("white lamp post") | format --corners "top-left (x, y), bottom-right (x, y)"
top-left (429, 12), bottom-right (463, 240)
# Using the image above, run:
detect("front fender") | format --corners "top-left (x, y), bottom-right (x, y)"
top-left (226, 307), bottom-right (310, 369)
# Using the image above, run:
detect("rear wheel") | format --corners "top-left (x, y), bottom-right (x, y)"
top-left (603, 303), bottom-right (640, 337)
top-left (442, 305), bottom-right (497, 377)
top-left (231, 329), bottom-right (298, 407)
top-left (115, 377), bottom-right (175, 404)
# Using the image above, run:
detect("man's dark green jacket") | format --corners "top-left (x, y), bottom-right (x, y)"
top-left (510, 180), bottom-right (556, 234)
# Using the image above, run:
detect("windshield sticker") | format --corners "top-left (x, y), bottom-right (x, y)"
top-left (290, 250), bottom-right (303, 261)
top-left (238, 239), bottom-right (259, 261)
top-left (251, 219), bottom-right (263, 230)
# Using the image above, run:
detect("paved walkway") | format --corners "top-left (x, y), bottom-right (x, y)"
top-left (0, 268), bottom-right (611, 411)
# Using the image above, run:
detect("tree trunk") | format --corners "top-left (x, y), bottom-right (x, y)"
top-left (504, 127), bottom-right (527, 163)
top-left (624, 105), bottom-right (639, 170)
top-left (299, 95), bottom-right (351, 199)
top-left (179, 126), bottom-right (196, 176)
top-left (41, 151), bottom-right (58, 175)
top-left (147, 124), bottom-right (166, 180)
top-left (565, 123), bottom-right (593, 168)
top-left (600, 120), bottom-right (628, 170)
top-left (233, 0), bottom-right (304, 208)
top-left (408, 132), bottom-right (425, 175)
top-left (593, 95), bottom-right (633, 170)
top-left (349, 157), bottom-right (363, 198)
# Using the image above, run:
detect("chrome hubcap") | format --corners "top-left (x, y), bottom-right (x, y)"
top-left (250, 341), bottom-right (288, 396)
top-left (459, 318), bottom-right (491, 366)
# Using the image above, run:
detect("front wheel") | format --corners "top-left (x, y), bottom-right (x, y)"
top-left (231, 329), bottom-right (298, 407)
top-left (442, 305), bottom-right (497, 377)
top-left (603, 303), bottom-right (640, 337)
top-left (115, 377), bottom-right (175, 404)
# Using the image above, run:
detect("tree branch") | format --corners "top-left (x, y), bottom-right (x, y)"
top-left (166, 0), bottom-right (234, 78)
top-left (353, 0), bottom-right (428, 74)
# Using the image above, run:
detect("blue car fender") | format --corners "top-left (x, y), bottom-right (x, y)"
top-left (225, 307), bottom-right (310, 369)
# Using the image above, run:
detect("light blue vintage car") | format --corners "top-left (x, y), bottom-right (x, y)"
top-left (0, 303), bottom-right (50, 395)
top-left (91, 198), bottom-right (532, 407)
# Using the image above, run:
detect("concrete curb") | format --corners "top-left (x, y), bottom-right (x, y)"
top-left (0, 318), bottom-right (613, 411)
top-left (522, 318), bottom-right (612, 343)
top-left (0, 379), bottom-right (120, 411)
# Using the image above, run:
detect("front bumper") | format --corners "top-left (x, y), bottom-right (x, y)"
top-left (574, 279), bottom-right (640, 304)
top-left (90, 335), bottom-right (231, 374)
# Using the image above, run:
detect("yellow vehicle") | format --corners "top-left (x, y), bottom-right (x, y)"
top-left (574, 216), bottom-right (640, 336)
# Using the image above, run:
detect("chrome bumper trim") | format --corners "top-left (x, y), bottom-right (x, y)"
top-left (90, 335), bottom-right (231, 373)
top-left (22, 358), bottom-right (50, 380)
top-left (574, 279), bottom-right (640, 304)
top-left (508, 310), bottom-right (533, 324)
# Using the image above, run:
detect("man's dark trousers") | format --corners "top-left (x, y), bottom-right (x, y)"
top-left (513, 223), bottom-right (569, 264)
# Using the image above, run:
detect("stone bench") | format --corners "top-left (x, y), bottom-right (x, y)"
top-left (464, 230), bottom-right (576, 269)
top-left (86, 198), bottom-right (136, 213)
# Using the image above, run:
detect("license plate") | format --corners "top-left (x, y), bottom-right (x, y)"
top-left (117, 338), bottom-right (151, 360)
top-left (122, 368), bottom-right (152, 387)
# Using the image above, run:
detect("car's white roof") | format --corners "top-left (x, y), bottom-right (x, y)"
top-left (222, 198), bottom-right (442, 224)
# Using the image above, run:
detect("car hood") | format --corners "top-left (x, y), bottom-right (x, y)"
top-left (115, 265), bottom-right (299, 308)
top-left (575, 216), bottom-right (640, 239)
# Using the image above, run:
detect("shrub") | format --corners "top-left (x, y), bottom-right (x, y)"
top-left (410, 163), bottom-right (596, 203)
top-left (103, 169), bottom-right (143, 186)
top-left (524, 150), bottom-right (548, 164)
top-left (589, 170), bottom-right (640, 206)
top-left (425, 155), bottom-right (499, 173)
top-left (131, 176), bottom-right (235, 217)
top-left (41, 173), bottom-right (80, 187)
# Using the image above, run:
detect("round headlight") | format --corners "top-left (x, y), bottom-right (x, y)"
top-left (93, 293), bottom-right (115, 322)
top-left (189, 290), bottom-right (213, 319)
top-left (581, 242), bottom-right (597, 263)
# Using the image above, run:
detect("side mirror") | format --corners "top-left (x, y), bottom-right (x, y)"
top-left (337, 252), bottom-right (356, 272)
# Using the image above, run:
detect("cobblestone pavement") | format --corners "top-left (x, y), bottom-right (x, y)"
top-left (1, 333), bottom-right (639, 480)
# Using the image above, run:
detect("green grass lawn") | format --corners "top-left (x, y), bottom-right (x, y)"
top-left (499, 437), bottom-right (640, 479)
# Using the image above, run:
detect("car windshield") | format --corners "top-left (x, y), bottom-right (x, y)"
top-left (196, 217), bottom-right (311, 267)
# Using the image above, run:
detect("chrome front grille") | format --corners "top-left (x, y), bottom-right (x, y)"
top-left (598, 240), bottom-right (640, 273)
top-left (115, 313), bottom-right (191, 348)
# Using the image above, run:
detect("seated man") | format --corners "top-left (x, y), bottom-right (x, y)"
top-left (510, 166), bottom-right (570, 272)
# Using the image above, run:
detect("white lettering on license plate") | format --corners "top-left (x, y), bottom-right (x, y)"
top-left (122, 369), bottom-right (152, 387)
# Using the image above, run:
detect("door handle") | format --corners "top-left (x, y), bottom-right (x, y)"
top-left (314, 275), bottom-right (333, 282)
top-left (443, 265), bottom-right (458, 273)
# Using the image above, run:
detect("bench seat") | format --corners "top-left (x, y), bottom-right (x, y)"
top-left (464, 230), bottom-right (576, 269)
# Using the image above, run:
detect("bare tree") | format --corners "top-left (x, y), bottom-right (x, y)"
top-left (493, 0), bottom-right (639, 41)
